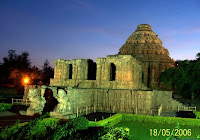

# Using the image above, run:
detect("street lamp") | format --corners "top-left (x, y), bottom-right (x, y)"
top-left (23, 77), bottom-right (30, 85)
top-left (22, 77), bottom-right (30, 103)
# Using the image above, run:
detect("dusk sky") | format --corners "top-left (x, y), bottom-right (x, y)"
top-left (0, 0), bottom-right (200, 68)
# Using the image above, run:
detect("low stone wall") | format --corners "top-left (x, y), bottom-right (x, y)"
top-left (61, 88), bottom-right (173, 114)
top-left (23, 85), bottom-right (187, 117)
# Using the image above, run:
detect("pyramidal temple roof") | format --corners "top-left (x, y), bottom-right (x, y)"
top-left (118, 24), bottom-right (174, 62)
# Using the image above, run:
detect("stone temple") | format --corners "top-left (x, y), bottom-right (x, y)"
top-left (23, 24), bottom-right (185, 118)
top-left (119, 24), bottom-right (175, 89)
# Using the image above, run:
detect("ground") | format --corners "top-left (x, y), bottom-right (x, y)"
top-left (0, 105), bottom-right (39, 128)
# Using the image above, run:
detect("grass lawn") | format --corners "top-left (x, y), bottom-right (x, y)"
top-left (115, 120), bottom-right (200, 140)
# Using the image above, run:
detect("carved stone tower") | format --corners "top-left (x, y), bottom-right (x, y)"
top-left (118, 24), bottom-right (175, 89)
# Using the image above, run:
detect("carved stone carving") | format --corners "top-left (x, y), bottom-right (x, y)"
top-left (20, 89), bottom-right (46, 116)
top-left (50, 89), bottom-right (72, 118)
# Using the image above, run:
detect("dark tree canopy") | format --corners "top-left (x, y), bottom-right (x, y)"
top-left (41, 59), bottom-right (54, 85)
top-left (3, 50), bottom-right (31, 71)
top-left (160, 52), bottom-right (200, 101)
top-left (0, 50), bottom-right (54, 93)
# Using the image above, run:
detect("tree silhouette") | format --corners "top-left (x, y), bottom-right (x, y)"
top-left (41, 59), bottom-right (54, 85)
top-left (160, 52), bottom-right (200, 102)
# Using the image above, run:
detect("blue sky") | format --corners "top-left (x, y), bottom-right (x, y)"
top-left (0, 0), bottom-right (200, 68)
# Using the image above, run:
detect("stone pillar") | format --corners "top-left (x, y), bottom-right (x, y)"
top-left (84, 60), bottom-right (88, 80)
top-left (115, 61), bottom-right (121, 81)
top-left (62, 61), bottom-right (69, 79)
top-left (60, 61), bottom-right (65, 79)
top-left (75, 59), bottom-right (88, 80)
top-left (105, 62), bottom-right (111, 81)
top-left (96, 63), bottom-right (101, 81)
top-left (100, 59), bottom-right (107, 81)
top-left (54, 60), bottom-right (59, 79)
top-left (76, 60), bottom-right (82, 80)
top-left (82, 60), bottom-right (88, 80)
top-left (58, 59), bottom-right (63, 79)
top-left (72, 60), bottom-right (77, 79)
top-left (96, 58), bottom-right (102, 87)
top-left (54, 59), bottom-right (68, 79)
top-left (100, 62), bottom-right (105, 81)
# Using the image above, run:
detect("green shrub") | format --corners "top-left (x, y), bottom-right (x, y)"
top-left (1, 115), bottom-right (89, 139)
top-left (122, 114), bottom-right (200, 127)
top-left (89, 114), bottom-right (123, 127)
top-left (194, 111), bottom-right (200, 119)
top-left (97, 127), bottom-right (112, 137)
top-left (71, 116), bottom-right (89, 130)
top-left (49, 123), bottom-right (69, 140)
top-left (28, 117), bottom-right (59, 138)
top-left (0, 120), bottom-right (28, 139)
top-left (99, 127), bottom-right (131, 140)
top-left (49, 117), bottom-right (89, 140)
top-left (0, 103), bottom-right (13, 112)
top-left (0, 113), bottom-right (59, 139)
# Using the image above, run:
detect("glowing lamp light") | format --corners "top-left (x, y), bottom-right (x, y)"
top-left (23, 77), bottom-right (29, 84)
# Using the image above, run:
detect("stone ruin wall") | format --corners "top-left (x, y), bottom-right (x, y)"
top-left (24, 86), bottom-right (183, 115)
top-left (50, 55), bottom-right (148, 90)
top-left (67, 88), bottom-right (185, 114)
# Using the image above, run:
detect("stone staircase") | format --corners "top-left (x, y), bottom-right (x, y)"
top-left (155, 94), bottom-right (189, 117)
top-left (158, 94), bottom-right (186, 110)
top-left (172, 100), bottom-right (185, 108)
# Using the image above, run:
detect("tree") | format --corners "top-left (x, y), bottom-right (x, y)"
top-left (0, 50), bottom-right (55, 93)
top-left (3, 50), bottom-right (31, 71)
top-left (159, 67), bottom-right (177, 90)
top-left (0, 50), bottom-right (34, 94)
top-left (0, 50), bottom-right (30, 85)
top-left (41, 59), bottom-right (54, 85)
top-left (160, 52), bottom-right (200, 101)
top-left (196, 52), bottom-right (200, 58)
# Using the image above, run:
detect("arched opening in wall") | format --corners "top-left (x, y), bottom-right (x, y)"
top-left (69, 64), bottom-right (73, 79)
top-left (87, 60), bottom-right (97, 80)
top-left (110, 63), bottom-right (116, 81)
top-left (43, 88), bottom-right (58, 114)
